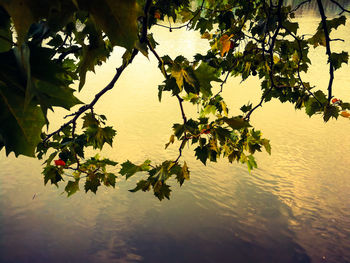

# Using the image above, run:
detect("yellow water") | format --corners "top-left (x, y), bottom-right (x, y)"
top-left (0, 14), bottom-right (350, 263)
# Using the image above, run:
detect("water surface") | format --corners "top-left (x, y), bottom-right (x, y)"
top-left (0, 12), bottom-right (350, 263)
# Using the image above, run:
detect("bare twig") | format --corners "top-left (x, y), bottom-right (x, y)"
top-left (329, 0), bottom-right (350, 15)
top-left (214, 71), bottom-right (230, 97)
top-left (290, 0), bottom-right (311, 13)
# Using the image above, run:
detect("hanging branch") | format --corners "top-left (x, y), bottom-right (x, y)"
top-left (44, 0), bottom-right (154, 143)
top-left (146, 38), bottom-right (188, 163)
top-left (329, 0), bottom-right (350, 15)
top-left (290, 0), bottom-right (311, 13)
top-left (245, 0), bottom-right (283, 120)
top-left (316, 0), bottom-right (334, 102)
top-left (154, 0), bottom-right (205, 31)
top-left (44, 48), bottom-right (139, 142)
top-left (281, 26), bottom-right (323, 106)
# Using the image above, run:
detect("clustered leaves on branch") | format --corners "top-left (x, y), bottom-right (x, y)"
top-left (0, 0), bottom-right (349, 200)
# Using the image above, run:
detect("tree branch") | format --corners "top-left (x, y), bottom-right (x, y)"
top-left (154, 0), bottom-right (205, 31)
top-left (146, 38), bottom-right (188, 163)
top-left (44, 0), bottom-right (155, 143)
top-left (245, 0), bottom-right (283, 120)
top-left (329, 0), bottom-right (350, 15)
top-left (290, 0), bottom-right (311, 13)
top-left (44, 48), bottom-right (139, 143)
top-left (316, 0), bottom-right (334, 102)
top-left (281, 26), bottom-right (323, 106)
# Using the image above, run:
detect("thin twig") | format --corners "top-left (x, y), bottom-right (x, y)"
top-left (44, 0), bottom-right (154, 143)
top-left (146, 38), bottom-right (188, 163)
top-left (214, 71), bottom-right (230, 97)
top-left (44, 48), bottom-right (139, 143)
top-left (281, 25), bottom-right (323, 106)
top-left (154, 0), bottom-right (205, 31)
top-left (245, 0), bottom-right (283, 120)
top-left (329, 0), bottom-right (350, 15)
top-left (290, 0), bottom-right (311, 13)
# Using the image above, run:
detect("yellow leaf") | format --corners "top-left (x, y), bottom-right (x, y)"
top-left (182, 161), bottom-right (190, 180)
top-left (340, 111), bottom-right (350, 118)
top-left (165, 134), bottom-right (175, 149)
top-left (220, 101), bottom-right (228, 116)
top-left (219, 34), bottom-right (233, 57)
top-left (292, 50), bottom-right (299, 63)
top-left (273, 55), bottom-right (280, 64)
top-left (244, 62), bottom-right (251, 73)
top-left (201, 32), bottom-right (212, 40)
top-left (171, 65), bottom-right (196, 90)
top-left (209, 138), bottom-right (218, 152)
top-left (171, 65), bottom-right (185, 90)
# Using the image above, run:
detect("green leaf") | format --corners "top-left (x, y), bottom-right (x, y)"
top-left (324, 15), bottom-right (346, 33)
top-left (82, 113), bottom-right (99, 128)
top-left (153, 182), bottom-right (171, 201)
top-left (171, 63), bottom-right (196, 91)
top-left (0, 0), bottom-right (75, 45)
top-left (65, 180), bottom-right (80, 197)
top-left (85, 126), bottom-right (116, 149)
top-left (201, 105), bottom-right (217, 117)
top-left (194, 62), bottom-right (221, 98)
top-left (175, 161), bottom-right (190, 186)
top-left (84, 175), bottom-right (101, 194)
top-left (247, 155), bottom-right (257, 173)
top-left (173, 124), bottom-right (185, 139)
top-left (0, 7), bottom-right (12, 52)
top-left (194, 145), bottom-right (209, 165)
top-left (323, 105), bottom-right (339, 122)
top-left (129, 179), bottom-right (151, 192)
top-left (0, 82), bottom-right (45, 157)
top-left (329, 52), bottom-right (349, 70)
top-left (261, 139), bottom-right (271, 155)
top-left (43, 165), bottom-right (63, 186)
top-left (222, 117), bottom-right (251, 130)
top-left (119, 160), bottom-right (151, 179)
top-left (75, 0), bottom-right (142, 51)
top-left (283, 20), bottom-right (298, 34)
top-left (77, 43), bottom-right (109, 91)
top-left (103, 173), bottom-right (116, 187)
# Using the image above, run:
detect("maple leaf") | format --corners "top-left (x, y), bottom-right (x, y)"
top-left (171, 64), bottom-right (196, 90)
top-left (219, 34), bottom-right (233, 57)
top-left (154, 10), bottom-right (161, 19)
top-left (340, 111), bottom-right (350, 118)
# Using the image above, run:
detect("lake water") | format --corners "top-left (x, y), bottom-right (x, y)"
top-left (1, 10), bottom-right (350, 263)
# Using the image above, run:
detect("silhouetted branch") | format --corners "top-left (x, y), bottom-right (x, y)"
top-left (329, 0), bottom-right (350, 15)
top-left (316, 0), bottom-right (334, 102)
top-left (154, 0), bottom-right (205, 31)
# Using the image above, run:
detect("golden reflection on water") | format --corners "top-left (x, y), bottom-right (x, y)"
top-left (0, 14), bottom-right (350, 263)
